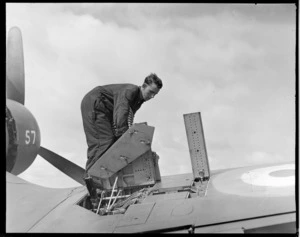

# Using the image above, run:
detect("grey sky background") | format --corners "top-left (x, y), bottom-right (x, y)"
top-left (6, 3), bottom-right (296, 188)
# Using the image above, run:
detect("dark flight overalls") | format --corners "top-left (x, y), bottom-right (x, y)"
top-left (81, 83), bottom-right (144, 171)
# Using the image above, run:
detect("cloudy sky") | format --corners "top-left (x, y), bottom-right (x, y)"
top-left (6, 3), bottom-right (296, 188)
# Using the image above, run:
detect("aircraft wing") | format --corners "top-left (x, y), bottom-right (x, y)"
top-left (112, 162), bottom-right (296, 233)
top-left (7, 172), bottom-right (127, 233)
top-left (6, 172), bottom-right (87, 232)
top-left (7, 161), bottom-right (296, 233)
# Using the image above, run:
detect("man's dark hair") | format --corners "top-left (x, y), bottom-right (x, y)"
top-left (142, 73), bottom-right (163, 89)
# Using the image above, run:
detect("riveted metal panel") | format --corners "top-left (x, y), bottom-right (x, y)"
top-left (88, 124), bottom-right (154, 179)
top-left (116, 151), bottom-right (157, 188)
top-left (183, 112), bottom-right (210, 179)
top-left (92, 151), bottom-right (157, 189)
top-left (116, 202), bottom-right (155, 227)
top-left (132, 151), bottom-right (156, 185)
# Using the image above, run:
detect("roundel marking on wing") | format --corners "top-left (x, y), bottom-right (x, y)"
top-left (212, 163), bottom-right (295, 197)
top-left (241, 164), bottom-right (295, 187)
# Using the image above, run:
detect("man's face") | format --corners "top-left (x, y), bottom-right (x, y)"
top-left (141, 83), bottom-right (160, 101)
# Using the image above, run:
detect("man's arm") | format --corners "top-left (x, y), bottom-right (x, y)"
top-left (113, 86), bottom-right (138, 137)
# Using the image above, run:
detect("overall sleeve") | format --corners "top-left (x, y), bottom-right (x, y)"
top-left (113, 87), bottom-right (137, 137)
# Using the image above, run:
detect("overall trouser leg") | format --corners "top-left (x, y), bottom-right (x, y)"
top-left (81, 93), bottom-right (115, 171)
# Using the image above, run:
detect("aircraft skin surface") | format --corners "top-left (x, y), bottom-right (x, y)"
top-left (7, 161), bottom-right (296, 233)
top-left (5, 26), bottom-right (297, 233)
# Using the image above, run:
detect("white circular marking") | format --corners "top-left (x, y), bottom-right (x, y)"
top-left (241, 164), bottom-right (295, 187)
top-left (212, 163), bottom-right (295, 197)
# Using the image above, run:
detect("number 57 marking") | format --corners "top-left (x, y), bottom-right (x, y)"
top-left (25, 130), bottom-right (36, 144)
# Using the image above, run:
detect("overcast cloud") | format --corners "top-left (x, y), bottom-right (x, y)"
top-left (6, 3), bottom-right (295, 188)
